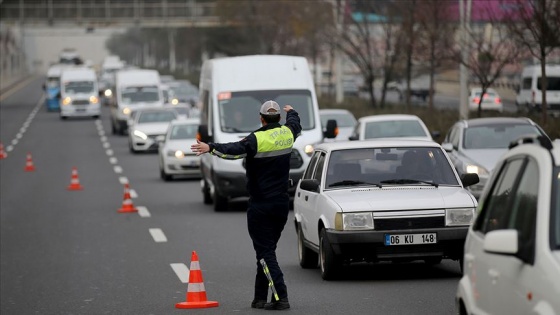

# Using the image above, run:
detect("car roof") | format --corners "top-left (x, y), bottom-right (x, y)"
top-left (470, 87), bottom-right (497, 93)
top-left (358, 114), bottom-right (423, 122)
top-left (315, 139), bottom-right (440, 152)
top-left (169, 118), bottom-right (200, 126)
top-left (319, 109), bottom-right (353, 115)
top-left (462, 117), bottom-right (534, 127)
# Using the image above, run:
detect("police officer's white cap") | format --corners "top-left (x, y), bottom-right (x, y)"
top-left (260, 100), bottom-right (280, 115)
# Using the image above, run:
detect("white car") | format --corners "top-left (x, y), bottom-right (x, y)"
top-left (294, 139), bottom-right (479, 280)
top-left (468, 87), bottom-right (503, 112)
top-left (319, 109), bottom-right (357, 142)
top-left (158, 118), bottom-right (201, 181)
top-left (456, 135), bottom-right (560, 314)
top-left (128, 108), bottom-right (178, 153)
top-left (349, 114), bottom-right (437, 141)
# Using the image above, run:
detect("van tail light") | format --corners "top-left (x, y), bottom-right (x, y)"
top-left (473, 97), bottom-right (480, 104)
top-left (494, 97), bottom-right (501, 104)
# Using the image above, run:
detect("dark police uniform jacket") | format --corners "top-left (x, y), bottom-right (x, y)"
top-left (208, 109), bottom-right (302, 201)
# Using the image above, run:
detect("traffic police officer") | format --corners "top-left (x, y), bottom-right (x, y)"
top-left (191, 100), bottom-right (301, 310)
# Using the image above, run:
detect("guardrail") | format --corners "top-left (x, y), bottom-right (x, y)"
top-left (0, 0), bottom-right (220, 27)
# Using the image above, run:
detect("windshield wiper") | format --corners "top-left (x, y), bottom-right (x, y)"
top-left (380, 179), bottom-right (439, 187)
top-left (329, 180), bottom-right (382, 188)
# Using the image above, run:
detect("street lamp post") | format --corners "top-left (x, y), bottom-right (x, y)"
top-left (459, 0), bottom-right (472, 120)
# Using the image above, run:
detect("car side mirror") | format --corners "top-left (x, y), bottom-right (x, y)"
top-left (324, 119), bottom-right (337, 139)
top-left (484, 230), bottom-right (518, 255)
top-left (442, 143), bottom-right (454, 152)
top-left (197, 124), bottom-right (211, 143)
top-left (431, 131), bottom-right (441, 140)
top-left (155, 135), bottom-right (166, 144)
top-left (348, 135), bottom-right (358, 141)
top-left (460, 173), bottom-right (479, 187)
top-left (299, 179), bottom-right (320, 192)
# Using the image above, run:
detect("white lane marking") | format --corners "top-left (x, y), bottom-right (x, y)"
top-left (98, 131), bottom-right (105, 136)
top-left (119, 177), bottom-right (128, 184)
top-left (106, 149), bottom-right (113, 156)
top-left (100, 136), bottom-right (107, 142)
top-left (103, 142), bottom-right (110, 149)
top-left (129, 189), bottom-right (138, 198)
top-left (149, 228), bottom-right (168, 243)
top-left (109, 157), bottom-right (118, 164)
top-left (113, 165), bottom-right (123, 174)
top-left (137, 206), bottom-right (151, 218)
top-left (3, 95), bottom-right (45, 155)
top-left (170, 263), bottom-right (190, 283)
top-left (16, 133), bottom-right (22, 139)
top-left (6, 145), bottom-right (13, 152)
top-left (11, 139), bottom-right (18, 145)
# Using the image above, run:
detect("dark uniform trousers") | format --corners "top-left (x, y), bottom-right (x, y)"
top-left (247, 194), bottom-right (290, 301)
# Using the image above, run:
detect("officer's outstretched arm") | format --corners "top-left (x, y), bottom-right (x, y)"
top-left (208, 135), bottom-right (257, 160)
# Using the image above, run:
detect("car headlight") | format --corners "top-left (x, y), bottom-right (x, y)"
top-left (62, 97), bottom-right (72, 105)
top-left (335, 212), bottom-right (374, 231)
top-left (104, 89), bottom-right (112, 97)
top-left (167, 150), bottom-right (185, 158)
top-left (465, 164), bottom-right (488, 176)
top-left (89, 96), bottom-right (99, 104)
top-left (122, 107), bottom-right (131, 115)
top-left (171, 98), bottom-right (179, 105)
top-left (446, 208), bottom-right (475, 226)
top-left (133, 130), bottom-right (148, 140)
top-left (304, 144), bottom-right (314, 156)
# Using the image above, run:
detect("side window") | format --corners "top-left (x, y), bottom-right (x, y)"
top-left (474, 158), bottom-right (525, 234)
top-left (313, 153), bottom-right (326, 182)
top-left (350, 122), bottom-right (361, 139)
top-left (303, 151), bottom-right (321, 180)
top-left (522, 78), bottom-right (532, 89)
top-left (507, 158), bottom-right (538, 244)
top-left (450, 126), bottom-right (460, 148)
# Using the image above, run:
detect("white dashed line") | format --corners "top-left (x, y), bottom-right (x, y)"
top-left (170, 263), bottom-right (190, 283)
top-left (109, 157), bottom-right (118, 164)
top-left (137, 206), bottom-right (151, 218)
top-left (6, 145), bottom-right (13, 152)
top-left (113, 166), bottom-right (123, 173)
top-left (149, 228), bottom-right (168, 243)
top-left (129, 189), bottom-right (138, 198)
top-left (119, 177), bottom-right (128, 184)
top-left (103, 142), bottom-right (110, 149)
top-left (11, 139), bottom-right (18, 145)
top-left (16, 133), bottom-right (22, 139)
top-left (100, 136), bottom-right (107, 142)
top-left (106, 149), bottom-right (113, 156)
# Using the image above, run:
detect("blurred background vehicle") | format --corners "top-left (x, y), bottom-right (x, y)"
top-left (319, 109), bottom-right (357, 142)
top-left (128, 107), bottom-right (178, 153)
top-left (349, 114), bottom-right (438, 141)
top-left (167, 80), bottom-right (199, 107)
top-left (43, 64), bottom-right (65, 112)
top-left (456, 135), bottom-right (560, 315)
top-left (387, 74), bottom-right (434, 101)
top-left (158, 118), bottom-right (201, 181)
top-left (59, 67), bottom-right (100, 119)
top-left (468, 87), bottom-right (503, 113)
top-left (98, 55), bottom-right (125, 106)
top-left (441, 117), bottom-right (550, 199)
top-left (515, 64), bottom-right (560, 114)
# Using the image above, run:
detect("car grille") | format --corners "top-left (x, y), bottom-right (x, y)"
top-left (147, 134), bottom-right (164, 140)
top-left (73, 100), bottom-right (89, 105)
top-left (374, 216), bottom-right (445, 230)
top-left (290, 149), bottom-right (303, 169)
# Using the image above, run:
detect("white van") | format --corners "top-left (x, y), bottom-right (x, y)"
top-left (59, 67), bottom-right (100, 119)
top-left (110, 69), bottom-right (163, 135)
top-left (516, 64), bottom-right (560, 113)
top-left (99, 56), bottom-right (125, 101)
top-left (197, 55), bottom-right (336, 211)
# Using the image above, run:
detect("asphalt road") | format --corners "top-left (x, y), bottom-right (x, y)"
top-left (1, 77), bottom-right (463, 314)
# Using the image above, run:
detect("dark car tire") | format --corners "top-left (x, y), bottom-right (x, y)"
top-left (213, 190), bottom-right (228, 212)
top-left (160, 167), bottom-right (172, 181)
top-left (319, 228), bottom-right (341, 280)
top-left (298, 227), bottom-right (318, 269)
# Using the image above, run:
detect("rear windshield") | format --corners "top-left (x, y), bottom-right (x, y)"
top-left (137, 111), bottom-right (177, 124)
top-left (169, 124), bottom-right (198, 140)
top-left (463, 124), bottom-right (543, 149)
top-left (121, 86), bottom-right (160, 104)
top-left (320, 112), bottom-right (356, 128)
top-left (364, 120), bottom-right (428, 139)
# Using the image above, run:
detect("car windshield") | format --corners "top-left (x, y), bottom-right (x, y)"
top-left (121, 86), bottom-right (160, 104)
top-left (325, 146), bottom-right (459, 189)
top-left (218, 89), bottom-right (315, 133)
top-left (553, 168), bottom-right (560, 249)
top-left (137, 111), bottom-right (177, 124)
top-left (169, 124), bottom-right (198, 140)
top-left (364, 120), bottom-right (428, 139)
top-left (63, 81), bottom-right (95, 94)
top-left (46, 77), bottom-right (60, 88)
top-left (463, 124), bottom-right (543, 149)
top-left (321, 113), bottom-right (356, 127)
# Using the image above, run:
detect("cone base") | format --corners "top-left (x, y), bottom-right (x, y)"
top-left (25, 167), bottom-right (35, 172)
top-left (175, 301), bottom-right (219, 309)
top-left (67, 185), bottom-right (83, 190)
top-left (118, 207), bottom-right (138, 213)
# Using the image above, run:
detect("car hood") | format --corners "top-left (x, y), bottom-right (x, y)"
top-left (462, 149), bottom-right (506, 172)
top-left (325, 186), bottom-right (476, 212)
top-left (134, 123), bottom-right (171, 135)
top-left (162, 138), bottom-right (197, 151)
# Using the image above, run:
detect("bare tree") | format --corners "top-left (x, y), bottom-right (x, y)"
top-left (458, 22), bottom-right (521, 117)
top-left (415, 0), bottom-right (456, 110)
top-left (504, 0), bottom-right (560, 125)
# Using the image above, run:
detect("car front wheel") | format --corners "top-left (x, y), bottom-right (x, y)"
top-left (213, 189), bottom-right (228, 212)
top-left (298, 227), bottom-right (318, 269)
top-left (319, 228), bottom-right (341, 280)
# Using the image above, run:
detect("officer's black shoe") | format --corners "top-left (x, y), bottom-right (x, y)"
top-left (251, 299), bottom-right (267, 309)
top-left (264, 298), bottom-right (290, 310)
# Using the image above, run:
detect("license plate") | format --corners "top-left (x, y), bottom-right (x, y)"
top-left (75, 108), bottom-right (86, 112)
top-left (384, 233), bottom-right (437, 246)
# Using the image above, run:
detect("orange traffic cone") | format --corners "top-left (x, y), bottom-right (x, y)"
top-left (118, 183), bottom-right (138, 213)
top-left (0, 143), bottom-right (7, 159)
top-left (24, 153), bottom-right (35, 171)
top-left (175, 251), bottom-right (219, 309)
top-left (67, 167), bottom-right (84, 190)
